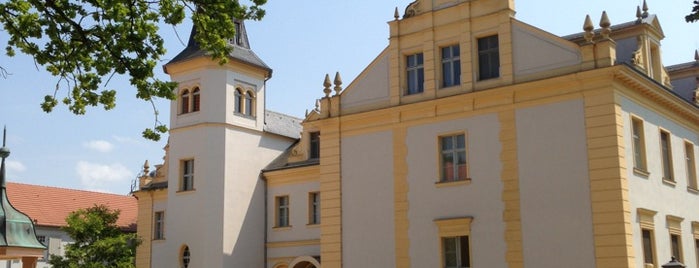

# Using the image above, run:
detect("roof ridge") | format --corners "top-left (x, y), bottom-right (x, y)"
top-left (7, 182), bottom-right (132, 198)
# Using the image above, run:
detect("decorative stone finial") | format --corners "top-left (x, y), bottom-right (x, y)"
top-left (143, 160), bottom-right (150, 175)
top-left (333, 72), bottom-right (343, 96)
top-left (323, 74), bottom-right (332, 98)
top-left (636, 6), bottom-right (642, 21)
top-left (695, 49), bottom-right (698, 62)
top-left (314, 99), bottom-right (320, 111)
top-left (599, 11), bottom-right (611, 39)
top-left (642, 0), bottom-right (649, 18)
top-left (394, 7), bottom-right (400, 20)
top-left (583, 15), bottom-right (594, 43)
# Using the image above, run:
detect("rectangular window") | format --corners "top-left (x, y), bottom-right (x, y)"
top-left (181, 159), bottom-right (194, 191)
top-left (154, 211), bottom-right (165, 240)
top-left (441, 45), bottom-right (461, 88)
top-left (406, 53), bottom-right (424, 95)
top-left (670, 233), bottom-right (683, 262)
top-left (660, 130), bottom-right (674, 181)
top-left (443, 236), bottom-right (470, 268)
top-left (36, 235), bottom-right (46, 244)
top-left (685, 142), bottom-right (697, 189)
top-left (440, 134), bottom-right (467, 182)
top-left (234, 22), bottom-right (243, 46)
top-left (632, 117), bottom-right (647, 171)
top-left (310, 132), bottom-right (320, 159)
top-left (695, 238), bottom-right (699, 267)
top-left (308, 192), bottom-right (320, 225)
top-left (276, 196), bottom-right (290, 227)
top-left (642, 229), bottom-right (655, 265)
top-left (477, 35), bottom-right (499, 80)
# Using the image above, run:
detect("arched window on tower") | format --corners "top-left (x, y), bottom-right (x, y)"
top-left (192, 88), bottom-right (200, 112)
top-left (244, 91), bottom-right (254, 116)
top-left (234, 88), bottom-right (243, 114)
top-left (180, 89), bottom-right (190, 114)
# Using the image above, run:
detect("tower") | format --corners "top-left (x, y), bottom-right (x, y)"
top-left (153, 20), bottom-right (299, 267)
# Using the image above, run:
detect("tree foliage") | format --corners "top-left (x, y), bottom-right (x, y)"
top-left (48, 204), bottom-right (139, 268)
top-left (688, 1), bottom-right (699, 22)
top-left (0, 0), bottom-right (267, 140)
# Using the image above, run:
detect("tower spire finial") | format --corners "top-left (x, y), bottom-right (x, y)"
top-left (0, 126), bottom-right (9, 188)
top-left (694, 49), bottom-right (698, 62)
top-left (642, 0), bottom-right (649, 18)
top-left (636, 6), bottom-right (642, 21)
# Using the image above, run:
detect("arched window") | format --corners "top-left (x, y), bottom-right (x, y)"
top-left (180, 89), bottom-right (190, 114)
top-left (244, 91), bottom-right (254, 116)
top-left (234, 88), bottom-right (243, 114)
top-left (192, 88), bottom-right (200, 112)
top-left (181, 245), bottom-right (191, 268)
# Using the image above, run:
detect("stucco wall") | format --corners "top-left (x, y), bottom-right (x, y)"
top-left (266, 181), bottom-right (321, 242)
top-left (512, 21), bottom-right (580, 77)
top-left (341, 130), bottom-right (395, 267)
top-left (340, 52), bottom-right (390, 113)
top-left (405, 114), bottom-right (507, 267)
top-left (515, 99), bottom-right (597, 267)
top-left (621, 95), bottom-right (699, 267)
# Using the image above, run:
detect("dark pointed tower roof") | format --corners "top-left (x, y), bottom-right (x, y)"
top-left (165, 19), bottom-right (272, 75)
top-left (0, 127), bottom-right (46, 255)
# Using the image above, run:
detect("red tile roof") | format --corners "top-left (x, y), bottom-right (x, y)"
top-left (5, 182), bottom-right (137, 231)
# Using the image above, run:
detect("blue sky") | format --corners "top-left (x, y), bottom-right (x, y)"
top-left (0, 0), bottom-right (696, 194)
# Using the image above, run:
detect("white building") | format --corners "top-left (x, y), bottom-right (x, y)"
top-left (135, 1), bottom-right (699, 267)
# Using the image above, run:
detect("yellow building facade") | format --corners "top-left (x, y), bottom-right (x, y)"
top-left (135, 0), bottom-right (699, 267)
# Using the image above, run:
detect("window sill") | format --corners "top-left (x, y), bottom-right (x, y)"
top-left (633, 167), bottom-right (650, 178)
top-left (273, 226), bottom-right (292, 231)
top-left (687, 187), bottom-right (699, 194)
top-left (178, 111), bottom-right (200, 117)
top-left (234, 112), bottom-right (256, 119)
top-left (176, 189), bottom-right (196, 194)
top-left (152, 238), bottom-right (166, 242)
top-left (306, 223), bottom-right (320, 228)
top-left (662, 178), bottom-right (676, 187)
top-left (435, 178), bottom-right (472, 188)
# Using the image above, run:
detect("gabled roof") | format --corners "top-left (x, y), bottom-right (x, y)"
top-left (165, 20), bottom-right (271, 74)
top-left (6, 182), bottom-right (137, 231)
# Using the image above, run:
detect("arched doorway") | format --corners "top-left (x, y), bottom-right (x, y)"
top-left (288, 256), bottom-right (320, 268)
top-left (292, 261), bottom-right (316, 268)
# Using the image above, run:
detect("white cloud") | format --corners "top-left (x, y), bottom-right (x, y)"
top-left (5, 160), bottom-right (26, 173)
top-left (82, 140), bottom-right (114, 153)
top-left (112, 135), bottom-right (141, 144)
top-left (75, 161), bottom-right (133, 188)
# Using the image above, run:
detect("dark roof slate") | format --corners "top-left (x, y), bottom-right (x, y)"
top-left (166, 21), bottom-right (271, 74)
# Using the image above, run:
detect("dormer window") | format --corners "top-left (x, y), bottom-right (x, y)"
top-left (234, 22), bottom-right (243, 46)
top-left (310, 132), bottom-right (320, 159)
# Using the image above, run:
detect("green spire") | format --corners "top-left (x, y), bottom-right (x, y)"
top-left (0, 127), bottom-right (46, 250)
